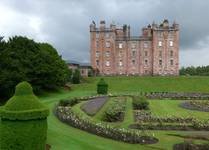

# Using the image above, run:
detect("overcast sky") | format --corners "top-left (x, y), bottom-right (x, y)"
top-left (0, 0), bottom-right (209, 67)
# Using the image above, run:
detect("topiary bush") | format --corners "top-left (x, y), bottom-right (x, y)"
top-left (0, 81), bottom-right (49, 150)
top-left (132, 96), bottom-right (149, 110)
top-left (97, 78), bottom-right (108, 94)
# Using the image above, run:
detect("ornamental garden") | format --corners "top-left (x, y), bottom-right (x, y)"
top-left (1, 37), bottom-right (209, 150)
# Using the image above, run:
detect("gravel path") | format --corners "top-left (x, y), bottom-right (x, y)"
top-left (81, 96), bottom-right (108, 116)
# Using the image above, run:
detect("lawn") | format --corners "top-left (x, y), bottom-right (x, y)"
top-left (149, 100), bottom-right (209, 121)
top-left (2, 76), bottom-right (209, 150)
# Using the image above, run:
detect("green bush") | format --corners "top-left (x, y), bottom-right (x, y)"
top-left (0, 36), bottom-right (69, 100)
top-left (0, 81), bottom-right (49, 150)
top-left (103, 98), bottom-right (126, 122)
top-left (132, 96), bottom-right (149, 110)
top-left (97, 78), bottom-right (108, 94)
top-left (72, 69), bottom-right (81, 84)
top-left (59, 98), bottom-right (78, 107)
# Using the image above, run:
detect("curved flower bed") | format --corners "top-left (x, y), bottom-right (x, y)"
top-left (55, 105), bottom-right (158, 144)
top-left (180, 101), bottom-right (209, 112)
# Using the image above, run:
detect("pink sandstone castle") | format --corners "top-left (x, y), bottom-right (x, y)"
top-left (90, 20), bottom-right (179, 76)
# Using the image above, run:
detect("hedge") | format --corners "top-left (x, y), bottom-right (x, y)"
top-left (0, 81), bottom-right (49, 150)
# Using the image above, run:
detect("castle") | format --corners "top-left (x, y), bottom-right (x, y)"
top-left (90, 20), bottom-right (179, 76)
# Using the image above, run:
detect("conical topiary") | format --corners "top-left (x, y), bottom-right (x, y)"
top-left (0, 81), bottom-right (49, 150)
top-left (97, 78), bottom-right (108, 94)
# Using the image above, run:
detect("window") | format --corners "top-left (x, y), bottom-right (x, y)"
top-left (159, 59), bottom-right (162, 66)
top-left (144, 42), bottom-right (148, 48)
top-left (96, 33), bottom-right (99, 38)
top-left (145, 59), bottom-right (148, 65)
top-left (105, 33), bottom-right (109, 38)
top-left (158, 41), bottom-right (162, 47)
top-left (158, 32), bottom-right (163, 37)
top-left (159, 51), bottom-right (162, 57)
top-left (144, 51), bottom-right (148, 57)
top-left (119, 50), bottom-right (122, 57)
top-left (119, 60), bottom-right (123, 66)
top-left (132, 59), bottom-right (135, 65)
top-left (119, 43), bottom-right (123, 49)
top-left (169, 41), bottom-right (173, 47)
top-left (106, 51), bottom-right (110, 57)
top-left (96, 41), bottom-right (99, 48)
top-left (132, 50), bottom-right (136, 57)
top-left (106, 41), bottom-right (110, 48)
top-left (131, 43), bottom-right (136, 48)
top-left (96, 51), bottom-right (99, 57)
top-left (106, 61), bottom-right (110, 66)
top-left (170, 50), bottom-right (173, 57)
top-left (170, 59), bottom-right (174, 65)
top-left (96, 60), bottom-right (99, 66)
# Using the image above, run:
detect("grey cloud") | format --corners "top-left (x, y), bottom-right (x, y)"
top-left (0, 0), bottom-right (209, 66)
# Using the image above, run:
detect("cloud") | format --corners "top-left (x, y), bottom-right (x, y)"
top-left (0, 0), bottom-right (209, 66)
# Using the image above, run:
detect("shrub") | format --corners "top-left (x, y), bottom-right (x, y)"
top-left (132, 96), bottom-right (149, 110)
top-left (0, 81), bottom-right (49, 150)
top-left (103, 97), bottom-right (126, 122)
top-left (59, 98), bottom-right (78, 107)
top-left (72, 69), bottom-right (81, 84)
top-left (97, 78), bottom-right (108, 94)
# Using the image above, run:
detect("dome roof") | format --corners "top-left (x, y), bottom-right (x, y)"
top-left (0, 81), bottom-right (49, 120)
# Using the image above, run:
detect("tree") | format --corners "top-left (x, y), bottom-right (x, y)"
top-left (0, 36), bottom-right (69, 100)
top-left (72, 69), bottom-right (81, 84)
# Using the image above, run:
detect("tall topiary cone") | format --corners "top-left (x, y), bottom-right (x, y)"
top-left (0, 81), bottom-right (49, 150)
top-left (97, 78), bottom-right (108, 94)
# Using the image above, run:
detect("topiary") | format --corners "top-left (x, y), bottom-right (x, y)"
top-left (97, 78), bottom-right (108, 94)
top-left (0, 81), bottom-right (49, 150)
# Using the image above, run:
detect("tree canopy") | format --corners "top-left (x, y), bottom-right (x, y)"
top-left (0, 36), bottom-right (69, 100)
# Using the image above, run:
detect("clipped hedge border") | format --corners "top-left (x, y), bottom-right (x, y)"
top-left (0, 108), bottom-right (49, 120)
top-left (55, 105), bottom-right (158, 144)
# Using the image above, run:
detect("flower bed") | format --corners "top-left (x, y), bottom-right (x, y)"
top-left (80, 96), bottom-right (108, 116)
top-left (180, 100), bottom-right (209, 112)
top-left (55, 105), bottom-right (158, 144)
top-left (102, 97), bottom-right (126, 122)
top-left (146, 92), bottom-right (209, 100)
top-left (134, 110), bottom-right (194, 123)
top-left (173, 142), bottom-right (209, 150)
top-left (129, 119), bottom-right (209, 131)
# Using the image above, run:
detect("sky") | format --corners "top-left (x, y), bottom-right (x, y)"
top-left (0, 0), bottom-right (209, 67)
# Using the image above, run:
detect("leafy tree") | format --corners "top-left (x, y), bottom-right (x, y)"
top-left (72, 69), bottom-right (81, 84)
top-left (180, 65), bottom-right (209, 76)
top-left (0, 36), bottom-right (69, 100)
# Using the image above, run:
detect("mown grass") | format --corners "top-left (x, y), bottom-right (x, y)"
top-left (36, 76), bottom-right (209, 150)
top-left (149, 100), bottom-right (209, 121)
top-left (2, 76), bottom-right (209, 150)
top-left (121, 97), bottom-right (134, 128)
